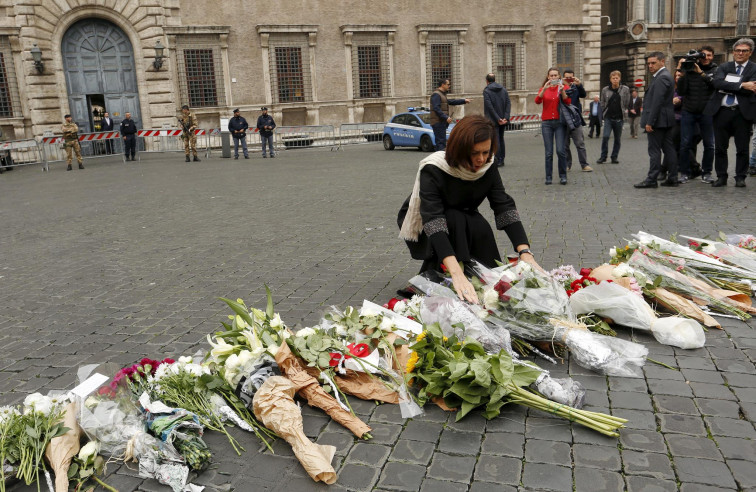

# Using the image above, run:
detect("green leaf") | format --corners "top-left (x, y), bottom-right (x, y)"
top-left (219, 297), bottom-right (254, 326)
top-left (511, 363), bottom-right (542, 388)
top-left (25, 426), bottom-right (39, 439)
top-left (456, 400), bottom-right (481, 421)
top-left (448, 361), bottom-right (470, 380)
top-left (470, 359), bottom-right (491, 387)
top-left (67, 463), bottom-right (79, 479)
top-left (482, 399), bottom-right (506, 420)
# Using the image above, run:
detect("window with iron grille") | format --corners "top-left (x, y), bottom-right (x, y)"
top-left (555, 42), bottom-right (575, 76)
top-left (736, 0), bottom-right (751, 35)
top-left (495, 44), bottom-right (517, 90)
top-left (675, 0), bottom-right (696, 23)
top-left (268, 34), bottom-right (312, 104)
top-left (351, 33), bottom-right (391, 99)
top-left (426, 32), bottom-right (461, 93)
top-left (647, 0), bottom-right (666, 23)
top-left (706, 0), bottom-right (725, 22)
top-left (176, 35), bottom-right (226, 108)
top-left (0, 37), bottom-right (20, 118)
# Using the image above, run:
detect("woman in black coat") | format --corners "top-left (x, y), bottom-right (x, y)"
top-left (398, 115), bottom-right (540, 304)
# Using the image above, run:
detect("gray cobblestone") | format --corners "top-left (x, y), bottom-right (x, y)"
top-left (609, 391), bottom-right (654, 411)
top-left (376, 462), bottom-right (426, 491)
top-left (521, 462), bottom-right (572, 492)
top-left (690, 382), bottom-right (737, 400)
top-left (665, 434), bottom-right (723, 460)
top-left (346, 442), bottom-right (391, 467)
top-left (524, 439), bottom-right (572, 466)
top-left (337, 463), bottom-right (381, 492)
top-left (387, 439), bottom-right (435, 465)
top-left (572, 443), bottom-right (621, 471)
top-left (674, 457), bottom-right (738, 488)
top-left (704, 416), bottom-right (756, 438)
top-left (573, 467), bottom-right (625, 492)
top-left (621, 450), bottom-right (675, 480)
top-left (625, 475), bottom-right (678, 492)
top-left (619, 429), bottom-right (667, 453)
top-left (524, 416), bottom-right (572, 441)
top-left (658, 413), bottom-right (708, 436)
top-left (473, 455), bottom-right (521, 485)
top-left (427, 453), bottom-right (476, 483)
top-left (713, 436), bottom-right (756, 461)
top-left (654, 394), bottom-right (699, 415)
top-left (695, 398), bottom-right (742, 418)
top-left (437, 428), bottom-right (483, 456)
top-left (419, 478), bottom-right (468, 492)
top-left (480, 431), bottom-right (525, 458)
top-left (728, 459), bottom-right (756, 489)
top-left (399, 420), bottom-right (442, 443)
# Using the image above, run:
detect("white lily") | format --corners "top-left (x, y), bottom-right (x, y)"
top-left (251, 308), bottom-right (266, 323)
top-left (269, 313), bottom-right (283, 328)
top-left (609, 247), bottom-right (617, 258)
top-left (206, 335), bottom-right (236, 360)
top-left (241, 328), bottom-right (264, 353)
top-left (295, 327), bottom-right (316, 338)
top-left (235, 314), bottom-right (248, 329)
top-left (78, 441), bottom-right (100, 463)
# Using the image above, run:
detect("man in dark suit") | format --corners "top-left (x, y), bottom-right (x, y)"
top-left (628, 89), bottom-right (643, 138)
top-left (704, 38), bottom-right (756, 188)
top-left (635, 51), bottom-right (678, 188)
top-left (101, 111), bottom-right (114, 154)
top-left (588, 95), bottom-right (601, 138)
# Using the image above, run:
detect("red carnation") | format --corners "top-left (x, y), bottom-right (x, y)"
top-left (566, 289), bottom-right (575, 297)
top-left (440, 264), bottom-right (448, 273)
top-left (386, 298), bottom-right (400, 311)
top-left (579, 268), bottom-right (592, 277)
top-left (162, 358), bottom-right (175, 365)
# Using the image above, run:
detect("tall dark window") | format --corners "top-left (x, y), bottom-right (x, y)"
top-left (0, 53), bottom-right (12, 117)
top-left (183, 49), bottom-right (217, 107)
top-left (431, 44), bottom-right (453, 89)
top-left (609, 1), bottom-right (628, 28)
top-left (357, 46), bottom-right (382, 98)
top-left (275, 46), bottom-right (305, 103)
top-left (556, 42), bottom-right (575, 76)
top-left (496, 43), bottom-right (517, 90)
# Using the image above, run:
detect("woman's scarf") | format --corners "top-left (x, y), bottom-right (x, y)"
top-left (399, 150), bottom-right (493, 242)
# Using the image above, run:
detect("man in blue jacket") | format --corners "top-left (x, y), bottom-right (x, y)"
top-left (562, 69), bottom-right (592, 172)
top-left (483, 73), bottom-right (510, 167)
top-left (228, 108), bottom-right (249, 159)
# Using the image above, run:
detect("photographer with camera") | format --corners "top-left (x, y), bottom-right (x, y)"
top-left (562, 69), bottom-right (592, 172)
top-left (699, 45), bottom-right (718, 77)
top-left (535, 67), bottom-right (571, 185)
top-left (676, 49), bottom-right (715, 183)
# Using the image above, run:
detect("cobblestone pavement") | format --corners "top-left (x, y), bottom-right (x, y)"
top-left (2, 130), bottom-right (755, 492)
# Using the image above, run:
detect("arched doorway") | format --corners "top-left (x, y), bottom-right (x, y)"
top-left (62, 18), bottom-right (142, 135)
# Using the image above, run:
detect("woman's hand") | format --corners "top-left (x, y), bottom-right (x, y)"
top-left (443, 256), bottom-right (479, 304)
top-left (518, 252), bottom-right (545, 274)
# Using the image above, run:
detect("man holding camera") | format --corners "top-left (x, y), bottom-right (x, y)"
top-left (704, 38), bottom-right (756, 187)
top-left (676, 50), bottom-right (715, 183)
top-left (562, 70), bottom-right (592, 172)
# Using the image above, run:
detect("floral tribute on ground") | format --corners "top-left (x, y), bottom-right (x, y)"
top-left (1, 230), bottom-right (755, 488)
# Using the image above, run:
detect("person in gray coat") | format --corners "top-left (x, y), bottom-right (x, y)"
top-left (483, 73), bottom-right (511, 167)
top-left (635, 52), bottom-right (679, 188)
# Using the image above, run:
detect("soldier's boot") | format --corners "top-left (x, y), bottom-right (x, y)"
top-left (78, 162), bottom-right (85, 169)
top-left (185, 155), bottom-right (190, 162)
top-left (67, 164), bottom-right (72, 171)
top-left (193, 155), bottom-right (201, 162)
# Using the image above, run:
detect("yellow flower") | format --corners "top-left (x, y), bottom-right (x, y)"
top-left (406, 351), bottom-right (419, 373)
top-left (443, 336), bottom-right (448, 342)
top-left (416, 331), bottom-right (427, 342)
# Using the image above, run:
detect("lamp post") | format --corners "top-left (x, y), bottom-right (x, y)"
top-left (31, 44), bottom-right (44, 73)
top-left (600, 15), bottom-right (613, 27)
top-left (153, 40), bottom-right (165, 70)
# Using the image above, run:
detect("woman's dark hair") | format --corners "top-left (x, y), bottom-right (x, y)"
top-left (445, 115), bottom-right (497, 168)
top-left (540, 67), bottom-right (561, 88)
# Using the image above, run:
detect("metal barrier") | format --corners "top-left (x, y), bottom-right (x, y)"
top-left (0, 138), bottom-right (47, 171)
top-left (41, 132), bottom-right (124, 167)
top-left (275, 125), bottom-right (337, 151)
top-left (131, 128), bottom-right (211, 160)
top-left (336, 123), bottom-right (383, 150)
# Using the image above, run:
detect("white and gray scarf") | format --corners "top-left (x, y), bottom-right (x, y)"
top-left (399, 151), bottom-right (493, 242)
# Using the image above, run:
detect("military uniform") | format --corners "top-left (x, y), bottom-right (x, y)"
top-left (62, 120), bottom-right (83, 169)
top-left (179, 111), bottom-right (199, 160)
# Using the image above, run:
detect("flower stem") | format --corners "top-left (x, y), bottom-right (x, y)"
top-left (93, 476), bottom-right (118, 492)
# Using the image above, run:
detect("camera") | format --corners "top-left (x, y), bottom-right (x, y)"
top-left (681, 49), bottom-right (706, 71)
top-left (549, 79), bottom-right (560, 85)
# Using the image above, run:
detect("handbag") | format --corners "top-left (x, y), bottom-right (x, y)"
top-left (559, 99), bottom-right (583, 130)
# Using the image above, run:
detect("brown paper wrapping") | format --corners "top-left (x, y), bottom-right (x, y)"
top-left (275, 342), bottom-right (372, 438)
top-left (45, 401), bottom-right (82, 492)
top-left (304, 367), bottom-right (400, 404)
top-left (253, 376), bottom-right (338, 484)
top-left (650, 287), bottom-right (721, 329)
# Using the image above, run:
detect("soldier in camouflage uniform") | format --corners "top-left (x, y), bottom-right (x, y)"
top-left (179, 105), bottom-right (200, 162)
top-left (62, 114), bottom-right (84, 170)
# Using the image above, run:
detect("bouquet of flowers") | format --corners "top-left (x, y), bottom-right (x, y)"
top-left (683, 235), bottom-right (756, 275)
top-left (0, 405), bottom-right (21, 492)
top-left (722, 233), bottom-right (756, 252)
top-left (406, 323), bottom-right (627, 436)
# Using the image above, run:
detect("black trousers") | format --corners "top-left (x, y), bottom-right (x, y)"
top-left (588, 116), bottom-right (601, 137)
top-left (494, 124), bottom-right (505, 164)
top-left (646, 126), bottom-right (677, 182)
top-left (713, 107), bottom-right (753, 180)
top-left (124, 134), bottom-right (136, 157)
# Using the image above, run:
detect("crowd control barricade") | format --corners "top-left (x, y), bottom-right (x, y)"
top-left (336, 123), bottom-right (383, 150)
top-left (275, 125), bottom-right (337, 151)
top-left (41, 131), bottom-right (124, 167)
top-left (134, 128), bottom-right (212, 160)
top-left (0, 138), bottom-right (47, 171)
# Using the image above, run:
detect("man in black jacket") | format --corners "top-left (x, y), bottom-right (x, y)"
top-left (228, 108), bottom-right (249, 159)
top-left (101, 111), bottom-right (114, 154)
top-left (256, 107), bottom-right (276, 158)
top-left (430, 79), bottom-right (470, 151)
top-left (704, 38), bottom-right (756, 187)
top-left (676, 57), bottom-right (715, 183)
top-left (483, 73), bottom-right (510, 167)
top-left (562, 69), bottom-right (592, 172)
top-left (119, 112), bottom-right (138, 161)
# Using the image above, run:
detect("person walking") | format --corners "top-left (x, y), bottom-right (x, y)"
top-left (119, 112), bottom-right (137, 161)
top-left (482, 73), bottom-right (510, 167)
top-left (430, 78), bottom-right (470, 151)
top-left (257, 107), bottom-right (276, 158)
top-left (62, 114), bottom-right (83, 171)
top-left (179, 105), bottom-right (200, 162)
top-left (588, 95), bottom-right (601, 138)
top-left (535, 67), bottom-right (571, 185)
top-left (597, 71), bottom-right (631, 164)
top-left (228, 108), bottom-right (249, 159)
top-left (704, 38), bottom-right (756, 188)
top-left (628, 89), bottom-right (643, 138)
top-left (634, 52), bottom-right (678, 188)
top-left (562, 69), bottom-right (592, 172)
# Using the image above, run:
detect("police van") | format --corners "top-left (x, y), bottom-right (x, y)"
top-left (382, 107), bottom-right (455, 152)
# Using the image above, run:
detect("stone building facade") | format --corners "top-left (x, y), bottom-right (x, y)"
top-left (0, 0), bottom-right (603, 139)
top-left (601, 0), bottom-right (755, 94)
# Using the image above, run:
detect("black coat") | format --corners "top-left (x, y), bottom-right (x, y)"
top-left (257, 114), bottom-right (276, 137)
top-left (677, 71), bottom-right (714, 114)
top-left (704, 60), bottom-right (756, 121)
top-left (119, 118), bottom-right (137, 135)
top-left (101, 118), bottom-right (114, 131)
top-left (641, 68), bottom-right (676, 129)
top-left (483, 83), bottom-right (511, 124)
top-left (228, 116), bottom-right (249, 137)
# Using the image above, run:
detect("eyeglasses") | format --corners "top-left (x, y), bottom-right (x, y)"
top-left (734, 49), bottom-right (752, 53)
